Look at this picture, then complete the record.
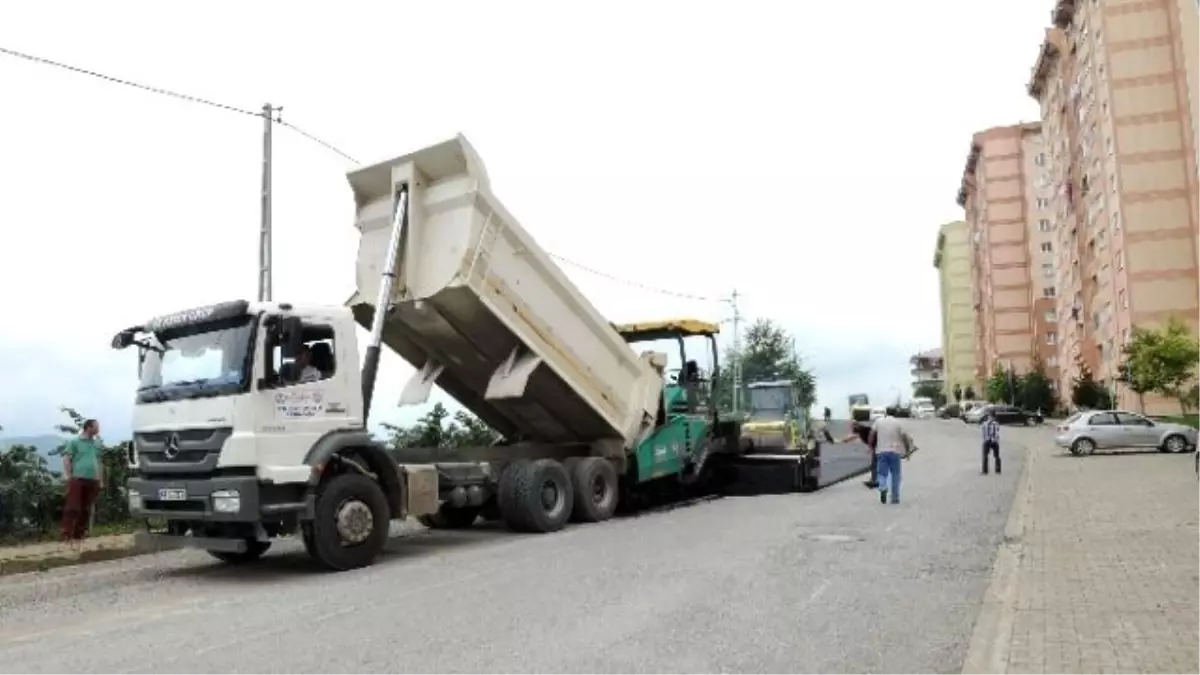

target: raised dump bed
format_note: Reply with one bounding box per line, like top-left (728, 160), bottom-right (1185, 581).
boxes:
top-left (345, 135), bottom-right (664, 454)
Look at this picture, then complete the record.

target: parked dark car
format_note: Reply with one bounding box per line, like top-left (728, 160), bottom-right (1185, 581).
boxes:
top-left (966, 404), bottom-right (1042, 425)
top-left (939, 402), bottom-right (962, 419)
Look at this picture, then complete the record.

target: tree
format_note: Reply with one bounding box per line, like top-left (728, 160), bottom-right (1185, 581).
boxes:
top-left (964, 385), bottom-right (977, 401)
top-left (718, 319), bottom-right (817, 411)
top-left (1071, 359), bottom-right (1113, 410)
top-left (1019, 355), bottom-right (1058, 414)
top-left (913, 382), bottom-right (946, 407)
top-left (1120, 316), bottom-right (1199, 414)
top-left (380, 403), bottom-right (502, 451)
top-left (952, 384), bottom-right (963, 402)
top-left (985, 364), bottom-right (1019, 404)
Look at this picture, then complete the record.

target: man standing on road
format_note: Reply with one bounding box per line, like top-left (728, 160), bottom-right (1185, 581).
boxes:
top-left (868, 408), bottom-right (914, 504)
top-left (61, 419), bottom-right (104, 551)
top-left (981, 409), bottom-right (1001, 475)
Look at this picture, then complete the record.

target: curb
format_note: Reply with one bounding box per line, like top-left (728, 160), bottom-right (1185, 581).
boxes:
top-left (961, 437), bottom-right (1035, 674)
top-left (0, 536), bottom-right (177, 578)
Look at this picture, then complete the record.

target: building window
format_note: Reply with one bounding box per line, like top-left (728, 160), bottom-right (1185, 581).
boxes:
top-left (1122, 328), bottom-right (1130, 344)
top-left (1047, 331), bottom-right (1058, 345)
top-left (1043, 263), bottom-right (1055, 278)
top-left (1040, 241), bottom-right (1053, 253)
top-left (1039, 219), bottom-right (1052, 232)
top-left (1105, 137), bottom-right (1113, 155)
top-left (1044, 309), bottom-right (1056, 322)
top-left (1117, 249), bottom-right (1125, 269)
top-left (1036, 198), bottom-right (1050, 210)
top-left (1035, 153), bottom-right (1047, 166)
top-left (1111, 211), bottom-right (1121, 233)
top-left (1044, 286), bottom-right (1057, 298)
top-left (1048, 355), bottom-right (1059, 367)
top-left (1119, 289), bottom-right (1127, 308)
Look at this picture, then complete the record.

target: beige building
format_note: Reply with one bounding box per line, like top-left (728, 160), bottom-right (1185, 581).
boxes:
top-left (933, 221), bottom-right (978, 396)
top-left (956, 123), bottom-right (1049, 383)
top-left (1028, 0), bottom-right (1199, 414)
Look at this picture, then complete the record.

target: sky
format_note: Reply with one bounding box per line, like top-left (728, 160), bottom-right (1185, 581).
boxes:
top-left (0, 0), bottom-right (1046, 440)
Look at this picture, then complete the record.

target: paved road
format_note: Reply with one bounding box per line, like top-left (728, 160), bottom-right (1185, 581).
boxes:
top-left (0, 420), bottom-right (1025, 673)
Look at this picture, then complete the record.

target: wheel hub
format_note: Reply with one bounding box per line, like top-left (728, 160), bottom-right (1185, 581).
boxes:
top-left (335, 499), bottom-right (374, 545)
top-left (540, 481), bottom-right (560, 511)
top-left (591, 475), bottom-right (608, 504)
top-left (1167, 437), bottom-right (1184, 451)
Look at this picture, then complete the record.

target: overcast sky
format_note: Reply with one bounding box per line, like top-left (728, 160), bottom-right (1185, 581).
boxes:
top-left (0, 1), bottom-right (1045, 439)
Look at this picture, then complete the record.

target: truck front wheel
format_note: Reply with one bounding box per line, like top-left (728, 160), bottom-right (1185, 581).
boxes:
top-left (308, 472), bottom-right (391, 571)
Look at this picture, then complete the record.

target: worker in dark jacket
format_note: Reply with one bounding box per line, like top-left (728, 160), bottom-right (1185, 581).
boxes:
top-left (840, 418), bottom-right (879, 488)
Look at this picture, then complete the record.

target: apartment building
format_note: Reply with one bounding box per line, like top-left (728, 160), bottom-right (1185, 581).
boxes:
top-left (933, 221), bottom-right (977, 396)
top-left (956, 123), bottom-right (1048, 382)
top-left (910, 348), bottom-right (945, 395)
top-left (1028, 0), bottom-right (1199, 413)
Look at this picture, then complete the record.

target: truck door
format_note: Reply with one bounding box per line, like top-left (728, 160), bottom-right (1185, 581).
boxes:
top-left (256, 316), bottom-right (359, 474)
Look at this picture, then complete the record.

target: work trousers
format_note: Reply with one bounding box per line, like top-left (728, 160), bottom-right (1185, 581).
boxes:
top-left (981, 441), bottom-right (1001, 474)
top-left (876, 451), bottom-right (902, 503)
top-left (61, 478), bottom-right (100, 541)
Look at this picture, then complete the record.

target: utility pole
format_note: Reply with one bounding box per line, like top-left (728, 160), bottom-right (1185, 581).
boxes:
top-left (729, 289), bottom-right (743, 413)
top-left (258, 103), bottom-right (282, 302)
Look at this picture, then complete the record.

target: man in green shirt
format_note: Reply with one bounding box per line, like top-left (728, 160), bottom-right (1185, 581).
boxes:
top-left (61, 419), bottom-right (105, 549)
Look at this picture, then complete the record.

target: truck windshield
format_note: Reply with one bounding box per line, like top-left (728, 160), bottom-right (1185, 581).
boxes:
top-left (137, 316), bottom-right (255, 403)
top-left (748, 387), bottom-right (791, 420)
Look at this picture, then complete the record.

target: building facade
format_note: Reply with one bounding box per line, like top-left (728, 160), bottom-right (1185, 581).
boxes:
top-left (956, 123), bottom-right (1045, 383)
top-left (1028, 0), bottom-right (1199, 414)
top-left (910, 348), bottom-right (945, 396)
top-left (934, 221), bottom-right (977, 397)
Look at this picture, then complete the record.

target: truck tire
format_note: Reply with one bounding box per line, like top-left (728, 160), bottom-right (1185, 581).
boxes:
top-left (308, 472), bottom-right (391, 571)
top-left (570, 457), bottom-right (619, 523)
top-left (208, 540), bottom-right (270, 564)
top-left (497, 459), bottom-right (530, 531)
top-left (418, 505), bottom-right (480, 529)
top-left (508, 459), bottom-right (574, 533)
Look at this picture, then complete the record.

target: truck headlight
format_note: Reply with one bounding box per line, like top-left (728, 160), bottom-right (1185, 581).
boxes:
top-left (128, 490), bottom-right (143, 513)
top-left (211, 490), bottom-right (241, 514)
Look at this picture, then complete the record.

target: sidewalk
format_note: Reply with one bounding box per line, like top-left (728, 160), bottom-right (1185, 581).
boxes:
top-left (966, 433), bottom-right (1199, 674)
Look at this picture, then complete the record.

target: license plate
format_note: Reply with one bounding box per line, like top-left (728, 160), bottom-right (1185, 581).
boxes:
top-left (158, 488), bottom-right (187, 501)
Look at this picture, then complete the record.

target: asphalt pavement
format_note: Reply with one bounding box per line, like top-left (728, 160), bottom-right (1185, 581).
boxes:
top-left (0, 419), bottom-right (1029, 673)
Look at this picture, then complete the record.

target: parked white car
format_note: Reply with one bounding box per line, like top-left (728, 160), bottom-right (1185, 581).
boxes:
top-left (870, 406), bottom-right (887, 421)
top-left (1053, 410), bottom-right (1198, 456)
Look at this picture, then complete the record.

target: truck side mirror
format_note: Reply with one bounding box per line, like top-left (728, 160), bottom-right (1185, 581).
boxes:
top-left (111, 330), bottom-right (136, 350)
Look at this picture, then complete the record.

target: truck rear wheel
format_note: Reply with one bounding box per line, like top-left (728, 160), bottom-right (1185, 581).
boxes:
top-left (570, 457), bottom-right (618, 523)
top-left (308, 472), bottom-right (391, 571)
top-left (507, 459), bottom-right (574, 533)
top-left (208, 540), bottom-right (270, 564)
top-left (418, 505), bottom-right (480, 529)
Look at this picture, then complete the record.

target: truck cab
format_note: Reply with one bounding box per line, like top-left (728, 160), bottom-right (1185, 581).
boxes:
top-left (114, 299), bottom-right (440, 570)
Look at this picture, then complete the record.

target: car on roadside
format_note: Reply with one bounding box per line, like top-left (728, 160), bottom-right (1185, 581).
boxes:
top-left (870, 406), bottom-right (887, 421)
top-left (965, 404), bottom-right (1038, 425)
top-left (1053, 409), bottom-right (1198, 456)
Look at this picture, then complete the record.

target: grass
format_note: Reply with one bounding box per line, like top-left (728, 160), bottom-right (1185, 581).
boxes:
top-left (1158, 414), bottom-right (1200, 429)
top-left (0, 520), bottom-right (139, 548)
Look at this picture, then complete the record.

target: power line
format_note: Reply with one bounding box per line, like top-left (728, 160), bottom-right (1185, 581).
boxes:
top-left (548, 253), bottom-right (720, 302)
top-left (2, 44), bottom-right (707, 302)
top-left (0, 45), bottom-right (359, 163)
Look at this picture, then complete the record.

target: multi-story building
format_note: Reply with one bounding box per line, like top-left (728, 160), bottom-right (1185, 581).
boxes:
top-left (910, 348), bottom-right (945, 396)
top-left (956, 123), bottom-right (1047, 383)
top-left (1028, 0), bottom-right (1199, 414)
top-left (933, 221), bottom-right (977, 397)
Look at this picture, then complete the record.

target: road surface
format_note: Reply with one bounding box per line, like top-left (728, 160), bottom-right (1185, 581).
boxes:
top-left (0, 419), bottom-right (1026, 673)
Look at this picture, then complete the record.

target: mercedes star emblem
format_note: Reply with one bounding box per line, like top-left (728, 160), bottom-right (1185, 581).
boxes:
top-left (163, 433), bottom-right (181, 460)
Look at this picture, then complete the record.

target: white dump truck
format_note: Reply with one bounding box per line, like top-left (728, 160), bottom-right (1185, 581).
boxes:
top-left (113, 135), bottom-right (744, 571)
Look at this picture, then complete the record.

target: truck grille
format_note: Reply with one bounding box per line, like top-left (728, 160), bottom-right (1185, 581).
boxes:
top-left (134, 427), bottom-right (233, 476)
